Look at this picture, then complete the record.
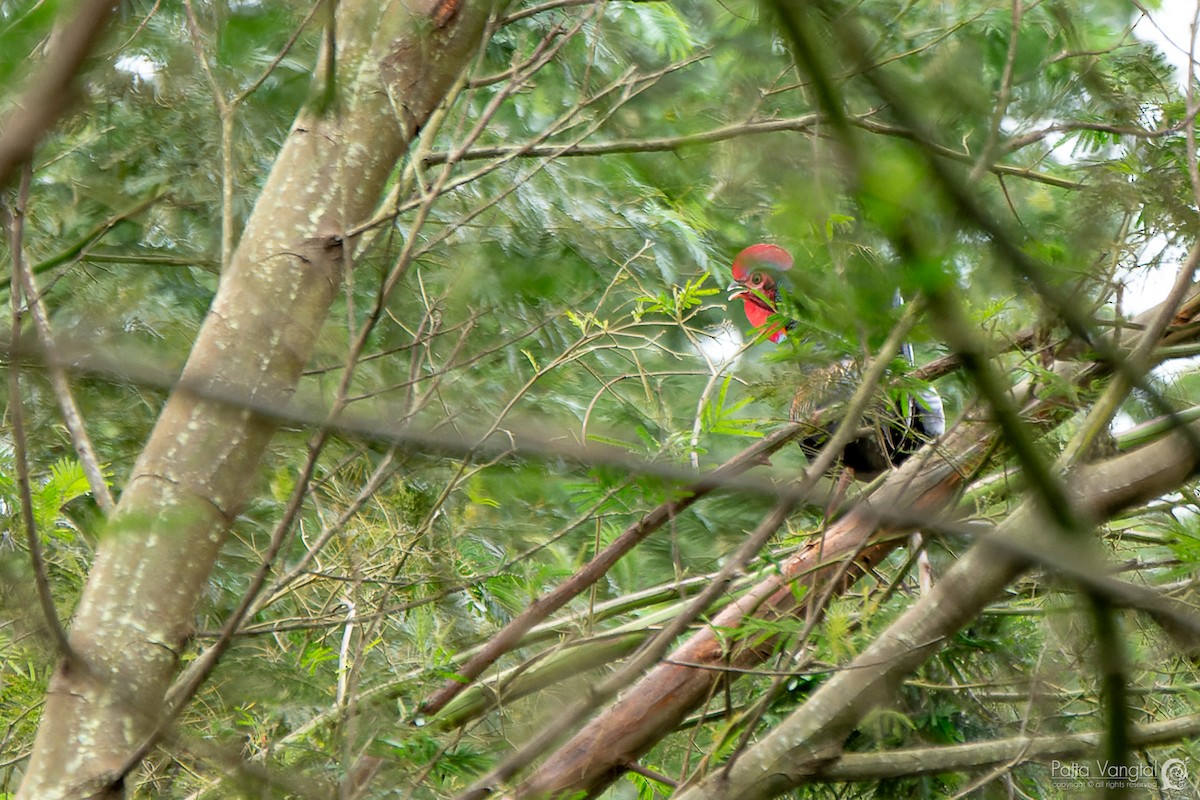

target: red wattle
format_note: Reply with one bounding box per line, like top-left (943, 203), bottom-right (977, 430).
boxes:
top-left (741, 297), bottom-right (786, 342)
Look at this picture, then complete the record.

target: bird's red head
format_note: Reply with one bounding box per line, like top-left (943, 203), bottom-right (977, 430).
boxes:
top-left (729, 244), bottom-right (794, 343)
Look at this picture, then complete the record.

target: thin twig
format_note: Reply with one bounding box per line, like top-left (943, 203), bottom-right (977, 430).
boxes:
top-left (17, 239), bottom-right (116, 513)
top-left (968, 0), bottom-right (1023, 184)
top-left (4, 165), bottom-right (72, 654)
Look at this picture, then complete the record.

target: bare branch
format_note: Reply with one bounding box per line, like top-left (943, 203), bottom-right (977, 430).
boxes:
top-left (812, 712), bottom-right (1200, 782)
top-left (418, 113), bottom-right (1085, 190)
top-left (0, 0), bottom-right (116, 188)
top-left (672, 417), bottom-right (1200, 800)
top-left (3, 166), bottom-right (72, 655)
top-left (418, 420), bottom-right (808, 717)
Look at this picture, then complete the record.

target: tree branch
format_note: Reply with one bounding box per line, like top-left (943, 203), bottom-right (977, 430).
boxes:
top-left (672, 418), bottom-right (1200, 800)
top-left (419, 114), bottom-right (1084, 190)
top-left (0, 0), bottom-right (117, 188)
top-left (813, 712), bottom-right (1200, 782)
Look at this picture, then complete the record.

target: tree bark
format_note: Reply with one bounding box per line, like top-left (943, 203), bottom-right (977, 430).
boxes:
top-left (672, 419), bottom-right (1200, 800)
top-left (17, 3), bottom-right (493, 798)
top-left (809, 712), bottom-right (1200, 782)
top-left (420, 422), bottom-right (810, 718)
top-left (511, 419), bottom-right (989, 800)
top-left (510, 288), bottom-right (1200, 800)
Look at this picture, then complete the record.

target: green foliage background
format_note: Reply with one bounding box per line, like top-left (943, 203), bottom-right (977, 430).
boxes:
top-left (3, 0), bottom-right (1200, 797)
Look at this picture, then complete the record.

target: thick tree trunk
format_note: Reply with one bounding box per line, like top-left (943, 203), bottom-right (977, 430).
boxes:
top-left (17, 3), bottom-right (493, 798)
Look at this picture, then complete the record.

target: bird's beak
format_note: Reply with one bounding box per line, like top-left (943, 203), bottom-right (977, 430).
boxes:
top-left (729, 284), bottom-right (776, 311)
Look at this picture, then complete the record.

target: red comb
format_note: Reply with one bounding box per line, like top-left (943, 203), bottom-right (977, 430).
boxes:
top-left (731, 243), bottom-right (793, 281)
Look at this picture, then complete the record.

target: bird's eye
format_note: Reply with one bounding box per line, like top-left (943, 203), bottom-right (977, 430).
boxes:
top-left (749, 272), bottom-right (765, 287)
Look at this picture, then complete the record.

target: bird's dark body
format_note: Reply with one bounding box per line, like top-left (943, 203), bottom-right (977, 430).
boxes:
top-left (788, 358), bottom-right (933, 479)
top-left (796, 399), bottom-right (937, 478)
top-left (728, 243), bottom-right (945, 480)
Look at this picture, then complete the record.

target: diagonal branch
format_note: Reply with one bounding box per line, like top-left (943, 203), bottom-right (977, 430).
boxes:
top-left (673, 416), bottom-right (1200, 799)
top-left (0, 0), bottom-right (117, 188)
top-left (417, 421), bottom-right (808, 717)
top-left (503, 272), bottom-right (1200, 799)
